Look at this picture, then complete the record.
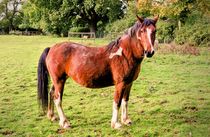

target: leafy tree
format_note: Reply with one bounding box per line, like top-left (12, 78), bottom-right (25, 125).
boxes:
top-left (0, 0), bottom-right (23, 33)
top-left (21, 0), bottom-right (125, 36)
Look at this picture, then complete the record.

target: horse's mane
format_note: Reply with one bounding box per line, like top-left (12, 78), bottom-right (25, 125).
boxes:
top-left (105, 19), bottom-right (156, 52)
top-left (125, 19), bottom-right (156, 37)
top-left (105, 37), bottom-right (121, 52)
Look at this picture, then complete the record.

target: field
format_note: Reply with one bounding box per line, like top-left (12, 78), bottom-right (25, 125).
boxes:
top-left (0, 35), bottom-right (210, 137)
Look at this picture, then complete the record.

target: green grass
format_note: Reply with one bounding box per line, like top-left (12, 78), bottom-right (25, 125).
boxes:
top-left (0, 35), bottom-right (210, 137)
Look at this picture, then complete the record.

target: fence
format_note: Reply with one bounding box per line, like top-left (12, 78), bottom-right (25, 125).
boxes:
top-left (10, 31), bottom-right (41, 35)
top-left (68, 32), bottom-right (96, 39)
top-left (0, 31), bottom-right (41, 35)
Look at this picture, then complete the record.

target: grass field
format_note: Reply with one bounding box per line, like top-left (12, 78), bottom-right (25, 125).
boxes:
top-left (0, 35), bottom-right (210, 137)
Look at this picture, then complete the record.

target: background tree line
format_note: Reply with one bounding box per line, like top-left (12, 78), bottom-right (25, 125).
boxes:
top-left (0, 0), bottom-right (209, 46)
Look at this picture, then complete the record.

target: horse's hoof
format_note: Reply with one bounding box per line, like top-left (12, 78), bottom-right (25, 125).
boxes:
top-left (63, 122), bottom-right (71, 129)
top-left (111, 122), bottom-right (122, 129)
top-left (47, 113), bottom-right (58, 122)
top-left (122, 119), bottom-right (132, 126)
top-left (51, 115), bottom-right (58, 122)
top-left (60, 120), bottom-right (71, 129)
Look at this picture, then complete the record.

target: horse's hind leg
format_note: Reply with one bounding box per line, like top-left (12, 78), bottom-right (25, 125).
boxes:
top-left (47, 86), bottom-right (57, 121)
top-left (52, 78), bottom-right (70, 128)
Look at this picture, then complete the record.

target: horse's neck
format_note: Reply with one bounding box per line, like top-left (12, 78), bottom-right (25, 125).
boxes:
top-left (124, 36), bottom-right (144, 63)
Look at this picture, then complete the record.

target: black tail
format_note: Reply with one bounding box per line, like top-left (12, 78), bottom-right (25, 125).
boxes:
top-left (37, 47), bottom-right (50, 113)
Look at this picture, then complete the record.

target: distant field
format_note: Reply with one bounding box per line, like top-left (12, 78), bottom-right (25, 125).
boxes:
top-left (0, 35), bottom-right (210, 136)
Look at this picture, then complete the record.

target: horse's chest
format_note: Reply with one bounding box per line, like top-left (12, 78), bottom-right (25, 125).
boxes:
top-left (111, 58), bottom-right (140, 83)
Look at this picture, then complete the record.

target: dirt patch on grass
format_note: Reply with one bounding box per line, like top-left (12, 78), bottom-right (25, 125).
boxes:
top-left (0, 130), bottom-right (14, 136)
top-left (183, 106), bottom-right (198, 112)
top-left (157, 43), bottom-right (200, 55)
top-left (56, 128), bottom-right (66, 134)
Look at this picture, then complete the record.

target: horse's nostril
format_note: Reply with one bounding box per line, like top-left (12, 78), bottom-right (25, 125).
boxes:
top-left (146, 50), bottom-right (155, 58)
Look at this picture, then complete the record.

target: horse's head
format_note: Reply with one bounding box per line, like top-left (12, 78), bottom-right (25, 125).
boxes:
top-left (136, 16), bottom-right (158, 58)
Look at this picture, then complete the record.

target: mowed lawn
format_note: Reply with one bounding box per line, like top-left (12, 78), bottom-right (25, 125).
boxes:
top-left (0, 35), bottom-right (210, 137)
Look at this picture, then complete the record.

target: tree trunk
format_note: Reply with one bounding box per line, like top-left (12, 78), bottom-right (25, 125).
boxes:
top-left (89, 21), bottom-right (97, 36)
top-left (62, 31), bottom-right (68, 37)
top-left (178, 20), bottom-right (181, 30)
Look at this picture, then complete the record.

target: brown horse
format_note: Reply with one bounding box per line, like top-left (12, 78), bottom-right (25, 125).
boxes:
top-left (37, 16), bottom-right (158, 129)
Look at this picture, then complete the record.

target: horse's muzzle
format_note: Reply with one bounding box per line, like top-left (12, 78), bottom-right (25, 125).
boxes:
top-left (145, 50), bottom-right (155, 58)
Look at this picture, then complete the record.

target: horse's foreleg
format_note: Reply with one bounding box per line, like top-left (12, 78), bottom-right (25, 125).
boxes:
top-left (121, 83), bottom-right (132, 126)
top-left (47, 86), bottom-right (57, 121)
top-left (53, 80), bottom-right (70, 129)
top-left (111, 82), bottom-right (126, 129)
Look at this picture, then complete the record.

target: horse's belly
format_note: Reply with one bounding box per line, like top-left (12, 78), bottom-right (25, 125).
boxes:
top-left (68, 62), bottom-right (114, 88)
top-left (71, 72), bottom-right (114, 88)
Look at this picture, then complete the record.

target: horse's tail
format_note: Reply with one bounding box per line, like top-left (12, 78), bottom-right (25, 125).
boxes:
top-left (37, 47), bottom-right (50, 113)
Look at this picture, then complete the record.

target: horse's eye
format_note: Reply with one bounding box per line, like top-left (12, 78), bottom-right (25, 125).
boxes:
top-left (152, 30), bottom-right (156, 34)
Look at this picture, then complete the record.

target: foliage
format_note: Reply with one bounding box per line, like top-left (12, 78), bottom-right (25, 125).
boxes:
top-left (175, 13), bottom-right (210, 46)
top-left (104, 1), bottom-right (136, 35)
top-left (0, 0), bottom-right (23, 33)
top-left (135, 0), bottom-right (210, 46)
top-left (20, 0), bottom-right (73, 36)
top-left (21, 0), bottom-right (125, 36)
top-left (156, 19), bottom-right (176, 43)
top-left (0, 35), bottom-right (210, 136)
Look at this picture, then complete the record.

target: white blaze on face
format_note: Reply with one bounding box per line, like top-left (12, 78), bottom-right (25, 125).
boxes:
top-left (109, 47), bottom-right (123, 59)
top-left (136, 28), bottom-right (141, 40)
top-left (146, 28), bottom-right (154, 51)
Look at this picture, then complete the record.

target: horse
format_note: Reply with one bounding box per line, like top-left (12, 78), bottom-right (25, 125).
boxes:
top-left (37, 16), bottom-right (158, 129)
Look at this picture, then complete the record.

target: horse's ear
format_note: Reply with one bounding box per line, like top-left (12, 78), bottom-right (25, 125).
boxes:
top-left (154, 15), bottom-right (159, 24)
top-left (136, 15), bottom-right (144, 23)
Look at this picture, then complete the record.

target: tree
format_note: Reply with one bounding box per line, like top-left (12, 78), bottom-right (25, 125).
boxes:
top-left (0, 0), bottom-right (23, 33)
top-left (73, 0), bottom-right (124, 33)
top-left (136, 0), bottom-right (210, 45)
top-left (21, 0), bottom-right (125, 36)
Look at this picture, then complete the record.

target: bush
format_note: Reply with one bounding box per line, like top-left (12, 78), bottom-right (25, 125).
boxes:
top-left (104, 1), bottom-right (136, 36)
top-left (104, 16), bottom-right (136, 34)
top-left (156, 19), bottom-right (176, 43)
top-left (175, 15), bottom-right (210, 46)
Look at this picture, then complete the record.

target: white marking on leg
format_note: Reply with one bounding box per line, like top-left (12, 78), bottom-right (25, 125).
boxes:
top-left (54, 93), bottom-right (70, 128)
top-left (121, 99), bottom-right (128, 122)
top-left (111, 101), bottom-right (121, 129)
top-left (111, 101), bottom-right (118, 124)
top-left (121, 99), bottom-right (132, 125)
top-left (109, 47), bottom-right (123, 59)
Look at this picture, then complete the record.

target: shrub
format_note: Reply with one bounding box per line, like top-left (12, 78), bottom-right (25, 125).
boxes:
top-left (104, 1), bottom-right (136, 36)
top-left (175, 15), bottom-right (210, 47)
top-left (156, 20), bottom-right (176, 43)
top-left (104, 16), bottom-right (136, 34)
